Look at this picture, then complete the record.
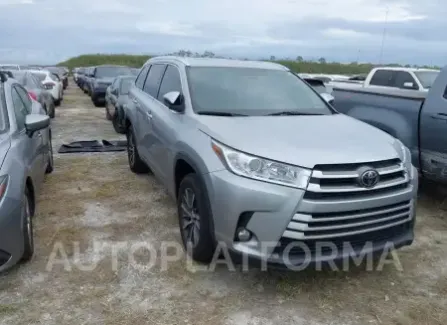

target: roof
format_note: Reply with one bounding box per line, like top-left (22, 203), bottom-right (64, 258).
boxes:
top-left (374, 66), bottom-right (440, 72)
top-left (147, 56), bottom-right (288, 71)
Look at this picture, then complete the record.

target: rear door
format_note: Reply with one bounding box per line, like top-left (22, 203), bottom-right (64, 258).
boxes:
top-left (130, 64), bottom-right (150, 157)
top-left (11, 85), bottom-right (45, 189)
top-left (139, 64), bottom-right (167, 173)
top-left (419, 79), bottom-right (447, 181)
top-left (151, 65), bottom-right (184, 182)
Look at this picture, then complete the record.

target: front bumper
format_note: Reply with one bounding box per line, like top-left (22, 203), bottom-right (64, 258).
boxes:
top-left (92, 87), bottom-right (108, 102)
top-left (0, 196), bottom-right (24, 272)
top-left (204, 165), bottom-right (418, 268)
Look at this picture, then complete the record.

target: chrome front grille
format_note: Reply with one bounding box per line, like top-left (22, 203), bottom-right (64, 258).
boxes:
top-left (282, 158), bottom-right (414, 241)
top-left (283, 200), bottom-right (412, 240)
top-left (304, 158), bottom-right (409, 201)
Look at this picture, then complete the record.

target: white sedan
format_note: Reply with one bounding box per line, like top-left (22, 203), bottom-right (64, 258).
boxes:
top-left (28, 70), bottom-right (63, 106)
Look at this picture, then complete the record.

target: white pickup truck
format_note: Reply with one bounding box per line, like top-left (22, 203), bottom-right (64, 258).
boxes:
top-left (330, 67), bottom-right (440, 92)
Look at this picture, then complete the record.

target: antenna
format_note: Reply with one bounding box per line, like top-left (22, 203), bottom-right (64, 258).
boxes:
top-left (379, 7), bottom-right (389, 65)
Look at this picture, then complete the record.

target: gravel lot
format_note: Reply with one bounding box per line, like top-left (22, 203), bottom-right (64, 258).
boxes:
top-left (0, 83), bottom-right (446, 325)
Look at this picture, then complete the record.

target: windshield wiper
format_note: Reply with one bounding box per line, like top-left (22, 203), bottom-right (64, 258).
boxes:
top-left (197, 111), bottom-right (248, 116)
top-left (266, 111), bottom-right (324, 116)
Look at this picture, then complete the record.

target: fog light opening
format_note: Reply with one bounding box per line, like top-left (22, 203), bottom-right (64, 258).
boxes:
top-left (236, 228), bottom-right (252, 242)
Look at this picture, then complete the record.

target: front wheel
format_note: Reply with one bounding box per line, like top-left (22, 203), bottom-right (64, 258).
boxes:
top-left (127, 128), bottom-right (149, 174)
top-left (177, 174), bottom-right (215, 263)
top-left (45, 135), bottom-right (54, 174)
top-left (49, 102), bottom-right (55, 118)
top-left (105, 101), bottom-right (113, 120)
top-left (112, 109), bottom-right (126, 134)
top-left (20, 189), bottom-right (34, 262)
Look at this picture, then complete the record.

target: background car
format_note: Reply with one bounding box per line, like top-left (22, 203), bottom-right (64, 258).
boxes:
top-left (9, 70), bottom-right (55, 118)
top-left (104, 75), bottom-right (135, 133)
top-left (83, 67), bottom-right (94, 95)
top-left (29, 70), bottom-right (63, 106)
top-left (0, 71), bottom-right (53, 272)
top-left (0, 64), bottom-right (20, 71)
top-left (88, 65), bottom-right (134, 106)
top-left (44, 66), bottom-right (68, 90)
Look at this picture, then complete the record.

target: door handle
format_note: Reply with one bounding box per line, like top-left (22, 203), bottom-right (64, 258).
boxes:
top-left (430, 113), bottom-right (447, 121)
top-left (132, 98), bottom-right (138, 104)
top-left (146, 112), bottom-right (153, 119)
top-left (36, 131), bottom-right (42, 137)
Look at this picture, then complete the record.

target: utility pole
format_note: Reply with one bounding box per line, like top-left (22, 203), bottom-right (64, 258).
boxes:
top-left (379, 7), bottom-right (389, 65)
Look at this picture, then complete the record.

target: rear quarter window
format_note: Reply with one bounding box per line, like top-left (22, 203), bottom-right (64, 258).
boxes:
top-left (369, 70), bottom-right (394, 86)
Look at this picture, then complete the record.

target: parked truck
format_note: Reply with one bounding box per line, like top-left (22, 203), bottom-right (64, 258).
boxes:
top-left (330, 67), bottom-right (440, 92)
top-left (333, 65), bottom-right (447, 183)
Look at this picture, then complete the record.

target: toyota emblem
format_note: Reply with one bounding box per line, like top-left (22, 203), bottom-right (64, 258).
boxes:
top-left (359, 169), bottom-right (380, 188)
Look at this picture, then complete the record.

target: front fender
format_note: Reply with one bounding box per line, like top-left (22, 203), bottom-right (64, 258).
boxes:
top-left (346, 106), bottom-right (413, 147)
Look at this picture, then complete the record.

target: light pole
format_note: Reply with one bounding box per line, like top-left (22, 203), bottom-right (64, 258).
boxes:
top-left (379, 7), bottom-right (389, 65)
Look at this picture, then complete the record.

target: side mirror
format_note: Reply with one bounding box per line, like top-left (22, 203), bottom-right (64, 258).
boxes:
top-left (25, 114), bottom-right (50, 137)
top-left (163, 91), bottom-right (184, 112)
top-left (321, 93), bottom-right (334, 105)
top-left (403, 82), bottom-right (415, 89)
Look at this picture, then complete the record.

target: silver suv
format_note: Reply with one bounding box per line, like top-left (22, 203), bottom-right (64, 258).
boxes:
top-left (124, 56), bottom-right (418, 267)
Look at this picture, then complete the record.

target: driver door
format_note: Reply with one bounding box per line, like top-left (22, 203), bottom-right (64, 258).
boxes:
top-left (11, 85), bottom-right (45, 190)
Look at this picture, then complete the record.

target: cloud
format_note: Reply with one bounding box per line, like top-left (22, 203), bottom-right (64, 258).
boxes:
top-left (0, 0), bottom-right (444, 65)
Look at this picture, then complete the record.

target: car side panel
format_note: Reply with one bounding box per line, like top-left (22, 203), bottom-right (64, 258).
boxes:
top-left (333, 88), bottom-right (423, 168)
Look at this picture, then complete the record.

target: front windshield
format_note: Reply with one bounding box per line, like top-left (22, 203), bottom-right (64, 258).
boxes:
top-left (95, 66), bottom-right (132, 78)
top-left (120, 78), bottom-right (134, 94)
top-left (186, 67), bottom-right (332, 115)
top-left (414, 71), bottom-right (439, 89)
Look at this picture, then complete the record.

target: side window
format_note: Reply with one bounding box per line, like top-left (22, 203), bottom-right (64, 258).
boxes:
top-left (369, 70), bottom-right (394, 86)
top-left (15, 85), bottom-right (32, 114)
top-left (11, 87), bottom-right (28, 130)
top-left (157, 65), bottom-right (182, 102)
top-left (135, 65), bottom-right (150, 89)
top-left (393, 71), bottom-right (418, 89)
top-left (143, 64), bottom-right (166, 97)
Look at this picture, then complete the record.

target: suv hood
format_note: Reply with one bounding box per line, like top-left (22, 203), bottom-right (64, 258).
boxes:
top-left (197, 114), bottom-right (400, 169)
top-left (0, 133), bottom-right (11, 169)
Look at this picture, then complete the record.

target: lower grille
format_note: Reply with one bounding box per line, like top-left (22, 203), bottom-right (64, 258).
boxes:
top-left (283, 200), bottom-right (412, 240)
top-left (275, 223), bottom-right (412, 257)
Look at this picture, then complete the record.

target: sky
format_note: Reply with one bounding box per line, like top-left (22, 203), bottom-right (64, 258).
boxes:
top-left (0, 0), bottom-right (445, 65)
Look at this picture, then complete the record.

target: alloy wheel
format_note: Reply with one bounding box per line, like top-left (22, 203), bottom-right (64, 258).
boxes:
top-left (128, 132), bottom-right (135, 167)
top-left (180, 188), bottom-right (201, 247)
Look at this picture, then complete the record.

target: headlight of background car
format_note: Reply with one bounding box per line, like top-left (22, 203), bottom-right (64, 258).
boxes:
top-left (394, 139), bottom-right (413, 178)
top-left (211, 140), bottom-right (311, 189)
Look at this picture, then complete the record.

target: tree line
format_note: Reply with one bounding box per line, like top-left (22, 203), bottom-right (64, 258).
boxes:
top-left (57, 50), bottom-right (441, 75)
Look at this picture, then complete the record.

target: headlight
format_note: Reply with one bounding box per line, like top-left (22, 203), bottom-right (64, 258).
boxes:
top-left (211, 140), bottom-right (311, 189)
top-left (394, 139), bottom-right (413, 178)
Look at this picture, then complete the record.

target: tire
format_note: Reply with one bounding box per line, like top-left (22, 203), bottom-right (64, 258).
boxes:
top-left (177, 174), bottom-right (215, 263)
top-left (112, 109), bottom-right (126, 134)
top-left (45, 135), bottom-right (54, 174)
top-left (49, 102), bottom-right (55, 119)
top-left (20, 189), bottom-right (34, 262)
top-left (127, 128), bottom-right (149, 174)
top-left (54, 99), bottom-right (61, 107)
top-left (105, 102), bottom-right (112, 120)
top-left (93, 99), bottom-right (103, 107)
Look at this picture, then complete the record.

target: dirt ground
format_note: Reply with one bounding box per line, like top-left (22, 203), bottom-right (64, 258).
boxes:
top-left (0, 82), bottom-right (446, 325)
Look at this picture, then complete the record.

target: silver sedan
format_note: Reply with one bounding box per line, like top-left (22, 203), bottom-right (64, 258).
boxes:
top-left (0, 72), bottom-right (53, 272)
